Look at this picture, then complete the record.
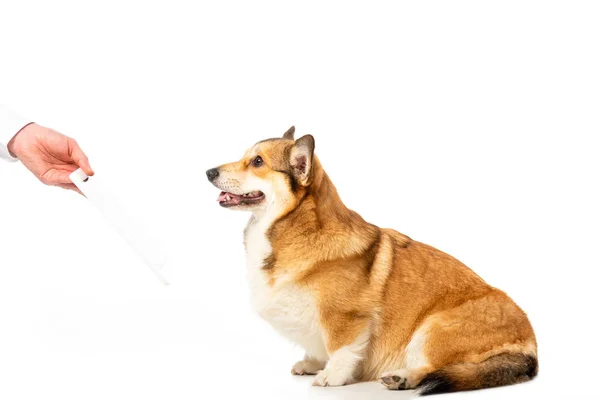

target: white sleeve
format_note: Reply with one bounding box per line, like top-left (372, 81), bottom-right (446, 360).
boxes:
top-left (0, 105), bottom-right (33, 162)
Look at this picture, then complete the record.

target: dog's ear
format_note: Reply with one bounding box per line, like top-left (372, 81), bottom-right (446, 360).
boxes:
top-left (282, 126), bottom-right (295, 140)
top-left (289, 134), bottom-right (315, 186)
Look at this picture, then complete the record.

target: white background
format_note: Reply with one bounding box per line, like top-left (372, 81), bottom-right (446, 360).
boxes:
top-left (1, 1), bottom-right (599, 399)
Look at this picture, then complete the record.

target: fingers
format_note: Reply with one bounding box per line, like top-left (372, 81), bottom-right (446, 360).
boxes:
top-left (44, 171), bottom-right (84, 195)
top-left (39, 169), bottom-right (67, 185)
top-left (68, 137), bottom-right (94, 176)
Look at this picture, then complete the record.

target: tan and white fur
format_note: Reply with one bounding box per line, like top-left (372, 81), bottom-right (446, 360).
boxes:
top-left (206, 126), bottom-right (538, 395)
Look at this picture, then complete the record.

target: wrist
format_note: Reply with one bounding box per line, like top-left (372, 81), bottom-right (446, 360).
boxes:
top-left (7, 122), bottom-right (35, 158)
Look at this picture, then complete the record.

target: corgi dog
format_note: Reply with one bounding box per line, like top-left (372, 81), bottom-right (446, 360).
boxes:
top-left (206, 126), bottom-right (537, 395)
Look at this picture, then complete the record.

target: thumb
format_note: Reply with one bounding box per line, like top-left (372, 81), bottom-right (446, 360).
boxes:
top-left (68, 137), bottom-right (95, 176)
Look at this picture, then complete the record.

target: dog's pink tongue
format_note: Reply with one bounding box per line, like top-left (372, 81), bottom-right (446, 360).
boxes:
top-left (217, 191), bottom-right (242, 204)
top-left (217, 191), bottom-right (228, 202)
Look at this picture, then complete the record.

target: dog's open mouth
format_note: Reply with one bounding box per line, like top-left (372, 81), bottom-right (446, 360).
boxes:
top-left (217, 191), bottom-right (265, 207)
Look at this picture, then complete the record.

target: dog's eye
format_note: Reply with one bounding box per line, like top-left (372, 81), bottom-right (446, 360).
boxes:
top-left (252, 156), bottom-right (264, 167)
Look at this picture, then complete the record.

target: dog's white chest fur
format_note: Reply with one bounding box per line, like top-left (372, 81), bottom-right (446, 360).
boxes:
top-left (245, 213), bottom-right (327, 360)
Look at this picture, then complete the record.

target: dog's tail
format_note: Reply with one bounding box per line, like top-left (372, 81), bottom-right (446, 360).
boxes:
top-left (416, 352), bottom-right (538, 396)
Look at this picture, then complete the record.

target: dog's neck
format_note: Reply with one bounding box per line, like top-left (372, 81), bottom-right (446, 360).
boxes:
top-left (305, 156), bottom-right (355, 223)
top-left (267, 156), bottom-right (377, 249)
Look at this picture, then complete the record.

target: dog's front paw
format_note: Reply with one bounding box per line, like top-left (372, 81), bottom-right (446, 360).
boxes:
top-left (312, 368), bottom-right (351, 387)
top-left (292, 359), bottom-right (325, 376)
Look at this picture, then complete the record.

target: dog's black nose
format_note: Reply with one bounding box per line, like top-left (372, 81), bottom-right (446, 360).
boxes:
top-left (206, 168), bottom-right (219, 182)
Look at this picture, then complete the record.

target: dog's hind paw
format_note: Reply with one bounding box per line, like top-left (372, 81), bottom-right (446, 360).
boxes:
top-left (380, 370), bottom-right (410, 390)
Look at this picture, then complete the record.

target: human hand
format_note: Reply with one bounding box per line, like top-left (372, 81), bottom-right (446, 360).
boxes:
top-left (7, 123), bottom-right (94, 193)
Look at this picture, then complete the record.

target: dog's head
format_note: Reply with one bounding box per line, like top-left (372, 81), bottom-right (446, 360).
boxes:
top-left (206, 126), bottom-right (315, 212)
